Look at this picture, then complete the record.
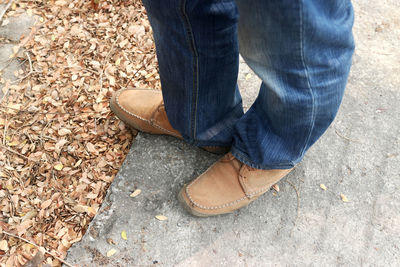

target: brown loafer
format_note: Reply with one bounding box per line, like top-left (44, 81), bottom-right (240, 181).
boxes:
top-left (178, 153), bottom-right (293, 217)
top-left (110, 88), bottom-right (182, 138)
top-left (110, 88), bottom-right (230, 154)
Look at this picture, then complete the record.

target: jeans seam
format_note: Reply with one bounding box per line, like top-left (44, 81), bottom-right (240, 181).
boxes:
top-left (231, 147), bottom-right (294, 170)
top-left (298, 0), bottom-right (316, 157)
top-left (179, 0), bottom-right (199, 144)
top-left (194, 140), bottom-right (232, 147)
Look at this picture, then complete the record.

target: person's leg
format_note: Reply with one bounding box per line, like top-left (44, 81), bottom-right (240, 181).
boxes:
top-left (141, 0), bottom-right (243, 147)
top-left (179, 0), bottom-right (355, 216)
top-left (231, 0), bottom-right (355, 169)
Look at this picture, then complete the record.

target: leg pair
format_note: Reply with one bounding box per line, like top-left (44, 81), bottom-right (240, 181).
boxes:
top-left (111, 0), bottom-right (354, 216)
top-left (142, 0), bottom-right (354, 169)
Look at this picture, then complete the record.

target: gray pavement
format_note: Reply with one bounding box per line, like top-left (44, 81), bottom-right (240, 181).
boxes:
top-left (66, 1), bottom-right (400, 266)
top-left (0, 4), bottom-right (36, 100)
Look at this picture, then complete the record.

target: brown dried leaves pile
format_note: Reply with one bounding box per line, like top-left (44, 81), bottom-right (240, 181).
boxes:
top-left (0, 0), bottom-right (159, 266)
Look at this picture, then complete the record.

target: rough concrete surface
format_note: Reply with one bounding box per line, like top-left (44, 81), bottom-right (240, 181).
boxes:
top-left (0, 5), bottom-right (36, 99)
top-left (66, 1), bottom-right (400, 266)
top-left (0, 9), bottom-right (36, 42)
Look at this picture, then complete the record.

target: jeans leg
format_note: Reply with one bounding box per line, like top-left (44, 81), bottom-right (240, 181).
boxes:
top-left (232, 0), bottom-right (355, 169)
top-left (142, 0), bottom-right (244, 147)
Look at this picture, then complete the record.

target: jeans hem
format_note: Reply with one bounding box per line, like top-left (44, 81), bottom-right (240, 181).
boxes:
top-left (231, 146), bottom-right (295, 170)
top-left (187, 139), bottom-right (232, 148)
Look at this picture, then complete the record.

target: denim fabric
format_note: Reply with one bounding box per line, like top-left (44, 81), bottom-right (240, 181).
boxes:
top-left (142, 0), bottom-right (355, 169)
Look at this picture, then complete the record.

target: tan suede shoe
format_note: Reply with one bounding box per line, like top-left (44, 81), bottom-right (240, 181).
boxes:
top-left (110, 88), bottom-right (182, 138)
top-left (110, 88), bottom-right (229, 154)
top-left (178, 153), bottom-right (293, 217)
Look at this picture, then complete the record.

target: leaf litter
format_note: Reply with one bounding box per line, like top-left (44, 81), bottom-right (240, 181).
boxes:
top-left (0, 0), bottom-right (160, 266)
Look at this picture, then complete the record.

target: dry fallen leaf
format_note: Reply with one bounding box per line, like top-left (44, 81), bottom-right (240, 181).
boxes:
top-left (272, 184), bottom-right (279, 192)
top-left (55, 139), bottom-right (68, 153)
top-left (73, 204), bottom-right (90, 213)
top-left (107, 238), bottom-right (115, 245)
top-left (54, 163), bottom-right (63, 171)
top-left (155, 215), bottom-right (168, 221)
top-left (41, 199), bottom-right (52, 209)
top-left (58, 128), bottom-right (72, 136)
top-left (130, 189), bottom-right (141, 198)
top-left (6, 103), bottom-right (21, 114)
top-left (119, 39), bottom-right (129, 48)
top-left (109, 76), bottom-right (116, 86)
top-left (86, 142), bottom-right (98, 154)
top-left (121, 231), bottom-right (127, 240)
top-left (106, 248), bottom-right (117, 257)
top-left (22, 210), bottom-right (38, 222)
top-left (340, 194), bottom-right (349, 202)
top-left (320, 184), bottom-right (327, 191)
top-left (7, 140), bottom-right (19, 146)
top-left (0, 240), bottom-right (9, 251)
top-left (74, 159), bottom-right (82, 168)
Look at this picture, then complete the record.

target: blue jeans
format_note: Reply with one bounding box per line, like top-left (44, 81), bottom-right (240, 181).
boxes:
top-left (142, 0), bottom-right (354, 169)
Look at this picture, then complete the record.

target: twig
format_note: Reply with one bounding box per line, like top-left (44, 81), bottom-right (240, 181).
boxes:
top-left (42, 135), bottom-right (57, 141)
top-left (0, 144), bottom-right (37, 162)
top-left (67, 83), bottom-right (83, 107)
top-left (0, 0), bottom-right (14, 24)
top-left (2, 115), bottom-right (8, 145)
top-left (84, 68), bottom-right (99, 75)
top-left (10, 53), bottom-right (38, 84)
top-left (124, 56), bottom-right (147, 88)
top-left (334, 129), bottom-right (361, 143)
top-left (10, 70), bottom-right (41, 84)
top-left (39, 119), bottom-right (53, 145)
top-left (99, 36), bottom-right (119, 89)
top-left (25, 51), bottom-right (33, 73)
top-left (1, 230), bottom-right (75, 267)
top-left (286, 180), bottom-right (300, 237)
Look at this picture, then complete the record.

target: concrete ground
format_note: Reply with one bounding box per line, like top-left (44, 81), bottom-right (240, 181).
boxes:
top-left (67, 1), bottom-right (400, 266)
top-left (0, 4), bottom-right (36, 100)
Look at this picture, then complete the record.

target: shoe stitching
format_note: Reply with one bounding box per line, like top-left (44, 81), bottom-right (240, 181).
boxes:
top-left (186, 184), bottom-right (248, 210)
top-left (151, 121), bottom-right (181, 138)
top-left (115, 89), bottom-right (181, 138)
top-left (246, 185), bottom-right (272, 198)
top-left (238, 166), bottom-right (269, 198)
top-left (115, 89), bottom-right (152, 123)
top-left (185, 162), bottom-right (248, 210)
top-left (243, 169), bottom-right (293, 198)
top-left (185, 165), bottom-right (292, 210)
